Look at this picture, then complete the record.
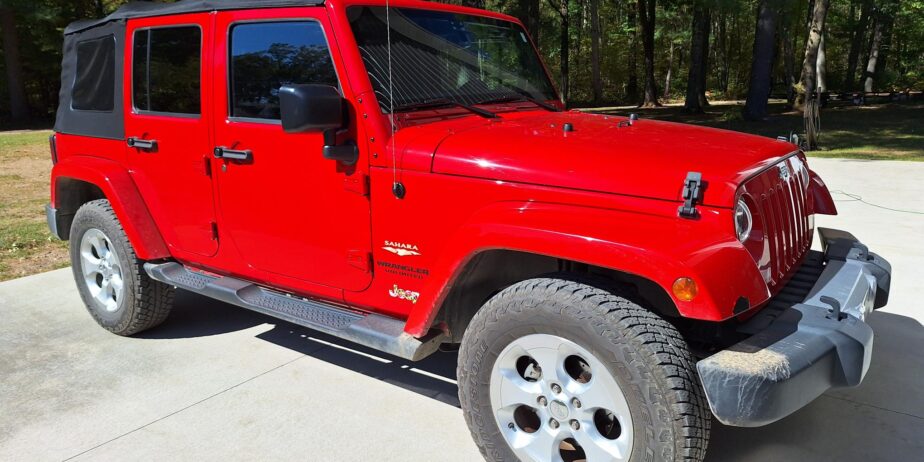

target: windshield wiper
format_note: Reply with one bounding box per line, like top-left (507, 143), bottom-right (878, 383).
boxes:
top-left (475, 93), bottom-right (561, 112)
top-left (392, 98), bottom-right (497, 119)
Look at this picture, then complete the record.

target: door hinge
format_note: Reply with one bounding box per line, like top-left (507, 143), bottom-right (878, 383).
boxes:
top-left (344, 173), bottom-right (369, 196)
top-left (678, 172), bottom-right (705, 219)
top-left (347, 250), bottom-right (371, 272)
top-left (204, 156), bottom-right (212, 177)
top-left (210, 222), bottom-right (219, 241)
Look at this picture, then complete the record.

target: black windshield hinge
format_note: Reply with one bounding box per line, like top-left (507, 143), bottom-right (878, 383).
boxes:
top-left (678, 172), bottom-right (705, 219)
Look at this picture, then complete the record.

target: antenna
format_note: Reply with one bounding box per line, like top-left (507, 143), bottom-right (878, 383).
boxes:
top-left (386, 0), bottom-right (404, 199)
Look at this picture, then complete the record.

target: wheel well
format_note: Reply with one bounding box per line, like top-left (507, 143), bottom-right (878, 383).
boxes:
top-left (433, 250), bottom-right (681, 343)
top-left (54, 177), bottom-right (105, 240)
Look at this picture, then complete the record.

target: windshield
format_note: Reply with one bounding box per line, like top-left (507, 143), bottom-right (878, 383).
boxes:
top-left (347, 6), bottom-right (558, 113)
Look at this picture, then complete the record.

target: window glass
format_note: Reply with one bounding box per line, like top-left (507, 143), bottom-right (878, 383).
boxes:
top-left (72, 36), bottom-right (116, 111)
top-left (348, 7), bottom-right (557, 112)
top-left (133, 26), bottom-right (201, 114)
top-left (230, 21), bottom-right (338, 120)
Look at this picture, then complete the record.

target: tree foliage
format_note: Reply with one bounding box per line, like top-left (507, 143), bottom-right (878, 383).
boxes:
top-left (1, 0), bottom-right (923, 125)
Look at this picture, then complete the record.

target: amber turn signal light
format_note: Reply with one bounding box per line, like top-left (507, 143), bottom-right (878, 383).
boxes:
top-left (672, 277), bottom-right (698, 302)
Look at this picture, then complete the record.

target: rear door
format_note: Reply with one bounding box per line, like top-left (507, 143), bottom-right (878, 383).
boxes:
top-left (210, 8), bottom-right (373, 291)
top-left (124, 14), bottom-right (218, 257)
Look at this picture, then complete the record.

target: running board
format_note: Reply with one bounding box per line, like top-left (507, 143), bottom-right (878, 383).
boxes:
top-left (143, 262), bottom-right (445, 361)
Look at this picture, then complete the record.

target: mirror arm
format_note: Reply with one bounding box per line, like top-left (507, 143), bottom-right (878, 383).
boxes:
top-left (322, 128), bottom-right (358, 165)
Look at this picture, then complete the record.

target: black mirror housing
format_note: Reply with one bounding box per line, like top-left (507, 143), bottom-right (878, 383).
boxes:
top-left (279, 84), bottom-right (343, 133)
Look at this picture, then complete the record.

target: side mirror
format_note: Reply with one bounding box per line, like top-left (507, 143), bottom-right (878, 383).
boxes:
top-left (279, 84), bottom-right (358, 165)
top-left (279, 84), bottom-right (343, 133)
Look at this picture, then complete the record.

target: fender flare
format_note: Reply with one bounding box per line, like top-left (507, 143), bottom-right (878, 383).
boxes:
top-left (51, 156), bottom-right (170, 260)
top-left (809, 169), bottom-right (837, 215)
top-left (404, 201), bottom-right (769, 336)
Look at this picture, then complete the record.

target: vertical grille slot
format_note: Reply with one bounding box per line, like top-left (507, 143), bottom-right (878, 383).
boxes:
top-left (747, 156), bottom-right (813, 289)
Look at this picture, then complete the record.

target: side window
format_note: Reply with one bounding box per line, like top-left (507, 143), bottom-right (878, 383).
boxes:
top-left (72, 35), bottom-right (116, 111)
top-left (133, 26), bottom-right (201, 115)
top-left (230, 21), bottom-right (338, 120)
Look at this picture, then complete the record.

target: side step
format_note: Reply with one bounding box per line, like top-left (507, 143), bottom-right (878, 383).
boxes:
top-left (144, 262), bottom-right (445, 361)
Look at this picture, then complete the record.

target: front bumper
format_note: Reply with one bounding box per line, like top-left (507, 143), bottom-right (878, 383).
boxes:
top-left (697, 227), bottom-right (891, 427)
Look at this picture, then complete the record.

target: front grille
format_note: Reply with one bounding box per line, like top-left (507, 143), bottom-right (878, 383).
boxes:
top-left (751, 156), bottom-right (813, 288)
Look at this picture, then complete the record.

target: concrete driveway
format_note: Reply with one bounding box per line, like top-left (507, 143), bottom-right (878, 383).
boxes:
top-left (2, 158), bottom-right (923, 462)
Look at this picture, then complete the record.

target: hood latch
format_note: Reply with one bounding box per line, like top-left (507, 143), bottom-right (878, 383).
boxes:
top-left (678, 172), bottom-right (705, 218)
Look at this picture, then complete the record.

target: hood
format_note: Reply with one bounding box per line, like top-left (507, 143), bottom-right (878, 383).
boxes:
top-left (427, 111), bottom-right (797, 207)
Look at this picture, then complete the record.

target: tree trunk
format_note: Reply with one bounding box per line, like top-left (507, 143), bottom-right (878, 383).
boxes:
top-left (876, 9), bottom-right (896, 78)
top-left (783, 22), bottom-right (796, 104)
top-left (743, 0), bottom-right (779, 121)
top-left (590, 0), bottom-right (602, 104)
top-left (626, 4), bottom-right (638, 101)
top-left (863, 16), bottom-right (884, 92)
top-left (663, 41), bottom-right (674, 99)
top-left (698, 8), bottom-right (711, 108)
top-left (684, 3), bottom-right (710, 113)
top-left (816, 33), bottom-right (826, 94)
top-left (846, 0), bottom-right (872, 90)
top-left (559, 0), bottom-right (570, 105)
top-left (717, 13), bottom-right (729, 93)
top-left (0, 7), bottom-right (28, 121)
top-left (796, 0), bottom-right (830, 110)
top-left (637, 0), bottom-right (659, 107)
top-left (515, 0), bottom-right (541, 42)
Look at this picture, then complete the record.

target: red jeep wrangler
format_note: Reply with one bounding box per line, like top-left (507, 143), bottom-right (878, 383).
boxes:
top-left (48, 0), bottom-right (892, 460)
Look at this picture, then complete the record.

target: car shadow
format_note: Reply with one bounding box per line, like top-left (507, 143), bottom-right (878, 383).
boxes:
top-left (145, 293), bottom-right (924, 460)
top-left (135, 290), bottom-right (270, 339)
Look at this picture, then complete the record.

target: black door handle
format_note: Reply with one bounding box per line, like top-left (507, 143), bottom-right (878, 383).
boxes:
top-left (214, 147), bottom-right (252, 162)
top-left (127, 137), bottom-right (157, 151)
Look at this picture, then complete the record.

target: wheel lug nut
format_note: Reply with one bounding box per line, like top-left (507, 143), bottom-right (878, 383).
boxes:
top-left (570, 420), bottom-right (580, 430)
top-left (551, 383), bottom-right (562, 394)
top-left (537, 396), bottom-right (548, 406)
top-left (572, 398), bottom-right (582, 408)
top-left (549, 418), bottom-right (559, 429)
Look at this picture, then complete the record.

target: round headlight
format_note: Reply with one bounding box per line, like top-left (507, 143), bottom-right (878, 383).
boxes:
top-left (735, 199), bottom-right (753, 242)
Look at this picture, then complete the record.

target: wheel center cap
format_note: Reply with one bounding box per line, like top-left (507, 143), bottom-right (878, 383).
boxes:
top-left (549, 400), bottom-right (569, 420)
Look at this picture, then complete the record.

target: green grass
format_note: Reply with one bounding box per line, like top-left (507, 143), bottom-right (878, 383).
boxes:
top-left (0, 130), bottom-right (52, 152)
top-left (0, 129), bottom-right (67, 281)
top-left (590, 100), bottom-right (924, 161)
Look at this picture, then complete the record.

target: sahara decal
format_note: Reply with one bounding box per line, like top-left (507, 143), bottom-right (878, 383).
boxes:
top-left (382, 240), bottom-right (421, 257)
top-left (389, 284), bottom-right (420, 304)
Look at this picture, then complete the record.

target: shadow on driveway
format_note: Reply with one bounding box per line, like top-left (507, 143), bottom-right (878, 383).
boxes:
top-left (146, 292), bottom-right (924, 461)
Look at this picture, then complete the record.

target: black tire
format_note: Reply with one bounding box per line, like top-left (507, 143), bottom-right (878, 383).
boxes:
top-left (69, 199), bottom-right (174, 335)
top-left (458, 277), bottom-right (710, 462)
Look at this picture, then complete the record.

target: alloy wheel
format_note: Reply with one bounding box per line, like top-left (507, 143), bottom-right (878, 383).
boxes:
top-left (490, 334), bottom-right (633, 462)
top-left (79, 228), bottom-right (124, 313)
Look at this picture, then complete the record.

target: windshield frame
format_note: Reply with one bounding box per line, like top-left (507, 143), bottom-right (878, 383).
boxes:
top-left (345, 5), bottom-right (560, 116)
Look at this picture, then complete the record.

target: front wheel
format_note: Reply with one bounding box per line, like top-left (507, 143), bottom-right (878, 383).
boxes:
top-left (458, 277), bottom-right (710, 462)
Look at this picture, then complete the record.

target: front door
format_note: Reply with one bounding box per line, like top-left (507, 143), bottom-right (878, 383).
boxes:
top-left (124, 14), bottom-right (218, 257)
top-left (211, 9), bottom-right (372, 292)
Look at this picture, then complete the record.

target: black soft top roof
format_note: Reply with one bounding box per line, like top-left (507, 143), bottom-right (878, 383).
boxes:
top-left (65, 0), bottom-right (324, 35)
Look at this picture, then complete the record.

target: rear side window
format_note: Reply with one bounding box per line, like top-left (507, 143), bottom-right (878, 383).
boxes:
top-left (133, 26), bottom-right (201, 115)
top-left (229, 21), bottom-right (338, 120)
top-left (72, 36), bottom-right (116, 111)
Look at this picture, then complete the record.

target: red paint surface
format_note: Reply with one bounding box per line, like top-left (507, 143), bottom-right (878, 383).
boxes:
top-left (51, 0), bottom-right (835, 338)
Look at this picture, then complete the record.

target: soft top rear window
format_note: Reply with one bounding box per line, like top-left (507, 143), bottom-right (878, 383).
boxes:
top-left (72, 35), bottom-right (116, 112)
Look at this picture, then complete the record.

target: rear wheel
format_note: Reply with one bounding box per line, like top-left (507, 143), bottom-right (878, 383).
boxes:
top-left (70, 199), bottom-right (174, 335)
top-left (458, 277), bottom-right (710, 462)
